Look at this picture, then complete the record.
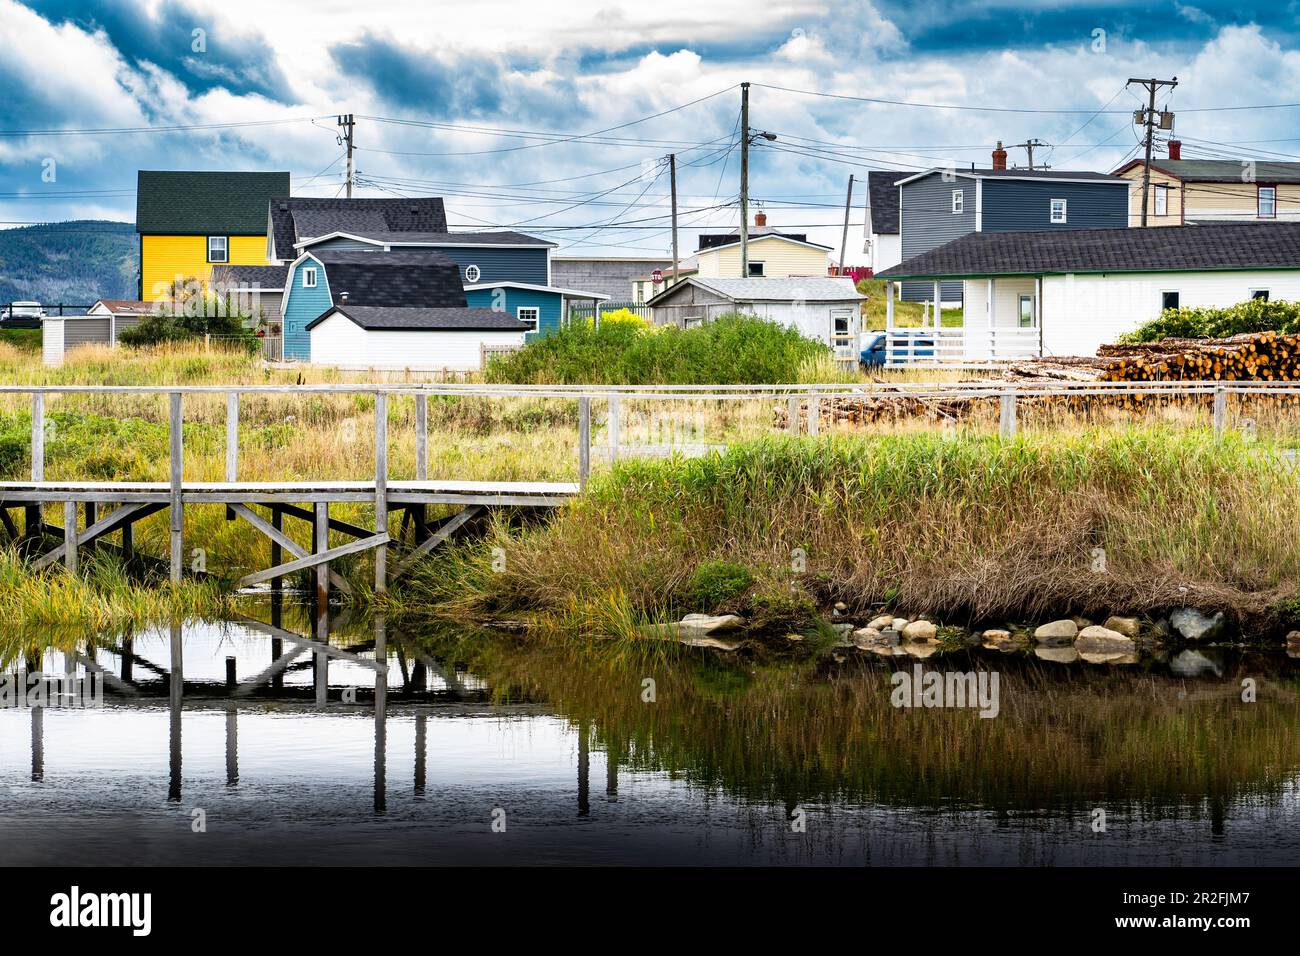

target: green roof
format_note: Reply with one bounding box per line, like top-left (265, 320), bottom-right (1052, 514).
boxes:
top-left (135, 170), bottom-right (290, 235)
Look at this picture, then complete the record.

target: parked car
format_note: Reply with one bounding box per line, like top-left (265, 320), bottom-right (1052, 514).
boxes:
top-left (860, 330), bottom-right (936, 367)
top-left (2, 301), bottom-right (45, 328)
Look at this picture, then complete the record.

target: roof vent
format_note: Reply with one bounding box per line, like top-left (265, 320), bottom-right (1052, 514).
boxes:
top-left (410, 205), bottom-right (419, 214)
top-left (339, 292), bottom-right (349, 303)
top-left (278, 202), bottom-right (288, 211)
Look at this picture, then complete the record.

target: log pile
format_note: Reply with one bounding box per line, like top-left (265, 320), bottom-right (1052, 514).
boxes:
top-left (776, 331), bottom-right (1300, 429)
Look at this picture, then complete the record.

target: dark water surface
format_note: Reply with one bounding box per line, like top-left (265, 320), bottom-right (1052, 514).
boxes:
top-left (2, 605), bottom-right (1299, 866)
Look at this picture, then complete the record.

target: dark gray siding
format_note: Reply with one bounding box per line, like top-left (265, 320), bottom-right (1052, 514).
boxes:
top-left (551, 258), bottom-right (670, 299)
top-left (980, 179), bottom-right (1128, 232)
top-left (899, 173), bottom-right (975, 301)
top-left (64, 316), bottom-right (111, 348)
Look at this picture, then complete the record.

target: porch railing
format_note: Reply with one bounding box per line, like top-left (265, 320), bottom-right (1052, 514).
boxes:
top-left (884, 326), bottom-right (1042, 367)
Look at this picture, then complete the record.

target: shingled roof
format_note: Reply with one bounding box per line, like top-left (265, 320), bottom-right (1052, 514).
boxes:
top-left (867, 170), bottom-right (900, 235)
top-left (310, 249), bottom-right (468, 308)
top-left (215, 264), bottom-right (290, 288)
top-left (269, 197), bottom-right (449, 259)
top-left (876, 222), bottom-right (1300, 280)
top-left (306, 305), bottom-right (532, 332)
top-left (136, 170), bottom-right (290, 235)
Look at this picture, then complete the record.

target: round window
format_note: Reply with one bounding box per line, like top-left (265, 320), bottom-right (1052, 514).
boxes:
top-left (465, 264), bottom-right (481, 283)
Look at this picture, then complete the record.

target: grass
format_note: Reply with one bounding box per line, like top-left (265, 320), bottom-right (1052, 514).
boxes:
top-left (858, 278), bottom-right (963, 330)
top-left (398, 427), bottom-right (1300, 637)
top-left (0, 328), bottom-right (40, 351)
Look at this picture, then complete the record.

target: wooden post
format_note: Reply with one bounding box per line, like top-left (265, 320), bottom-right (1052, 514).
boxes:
top-left (578, 397), bottom-right (591, 490)
top-left (414, 392), bottom-right (428, 539)
top-left (28, 392), bottom-right (44, 536)
top-left (885, 281), bottom-right (894, 329)
top-left (374, 392), bottom-right (388, 592)
top-left (806, 392), bottom-right (820, 437)
top-left (315, 502), bottom-right (330, 613)
top-left (1000, 390), bottom-right (1018, 439)
top-left (225, 656), bottom-right (237, 689)
top-left (169, 392), bottom-right (183, 584)
top-left (225, 392), bottom-right (239, 481)
top-left (608, 393), bottom-right (620, 462)
top-left (1213, 386), bottom-right (1227, 438)
top-left (933, 280), bottom-right (942, 328)
top-left (63, 501), bottom-right (77, 573)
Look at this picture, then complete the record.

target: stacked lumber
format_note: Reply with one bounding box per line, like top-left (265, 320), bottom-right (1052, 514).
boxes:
top-left (777, 331), bottom-right (1300, 429)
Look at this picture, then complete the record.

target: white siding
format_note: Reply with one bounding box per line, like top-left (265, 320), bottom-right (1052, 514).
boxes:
top-left (308, 313), bottom-right (525, 370)
top-left (730, 300), bottom-right (860, 346)
top-left (42, 318), bottom-right (64, 367)
top-left (869, 232), bottom-right (902, 274)
top-left (1040, 270), bottom-right (1300, 356)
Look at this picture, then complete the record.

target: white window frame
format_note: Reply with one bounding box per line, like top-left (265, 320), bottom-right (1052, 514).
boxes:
top-left (747, 260), bottom-right (765, 277)
top-left (952, 189), bottom-right (964, 214)
top-left (464, 264), bottom-right (481, 283)
top-left (517, 306), bottom-right (540, 331)
top-left (1160, 290), bottom-right (1180, 312)
top-left (1258, 186), bottom-right (1277, 219)
top-left (302, 267), bottom-right (317, 288)
top-left (1049, 199), bottom-right (1067, 224)
top-left (207, 235), bottom-right (228, 263)
top-left (1154, 185), bottom-right (1168, 217)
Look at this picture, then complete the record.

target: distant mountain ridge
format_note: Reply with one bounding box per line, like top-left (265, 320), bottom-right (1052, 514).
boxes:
top-left (0, 220), bottom-right (137, 308)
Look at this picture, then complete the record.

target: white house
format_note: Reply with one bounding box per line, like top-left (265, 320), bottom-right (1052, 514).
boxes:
top-left (874, 221), bottom-right (1300, 364)
top-left (646, 276), bottom-right (865, 364)
top-left (307, 305), bottom-right (531, 371)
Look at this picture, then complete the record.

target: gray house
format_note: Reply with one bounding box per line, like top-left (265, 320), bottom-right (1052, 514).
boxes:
top-left (897, 148), bottom-right (1129, 303)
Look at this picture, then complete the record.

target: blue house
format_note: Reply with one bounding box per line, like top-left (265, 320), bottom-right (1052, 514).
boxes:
top-left (463, 281), bottom-right (610, 340)
top-left (896, 150), bottom-right (1130, 303)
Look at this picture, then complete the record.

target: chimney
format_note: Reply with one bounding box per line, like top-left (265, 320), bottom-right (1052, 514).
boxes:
top-left (1168, 139), bottom-right (1181, 160)
top-left (992, 141), bottom-right (1008, 170)
top-left (754, 211), bottom-right (767, 228)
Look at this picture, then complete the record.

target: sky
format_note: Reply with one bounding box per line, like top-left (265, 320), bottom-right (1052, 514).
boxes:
top-left (2, 0), bottom-right (1300, 261)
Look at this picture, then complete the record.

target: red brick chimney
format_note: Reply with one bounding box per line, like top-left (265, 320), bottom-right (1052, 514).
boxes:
top-left (992, 141), bottom-right (1008, 170)
top-left (754, 211), bottom-right (767, 228)
top-left (1168, 139), bottom-right (1181, 160)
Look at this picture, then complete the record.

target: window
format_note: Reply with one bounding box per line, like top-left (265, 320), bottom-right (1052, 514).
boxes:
top-left (1258, 186), bottom-right (1277, 218)
top-left (464, 264), bottom-right (481, 283)
top-left (952, 189), bottom-right (964, 214)
top-left (517, 306), bottom-right (540, 331)
top-left (1154, 185), bottom-right (1168, 217)
top-left (747, 261), bottom-right (765, 277)
top-left (1018, 294), bottom-right (1034, 328)
top-left (1251, 289), bottom-right (1270, 301)
top-left (302, 267), bottom-right (317, 288)
top-left (1050, 199), bottom-right (1067, 224)
top-left (1161, 291), bottom-right (1180, 312)
top-left (207, 236), bottom-right (228, 263)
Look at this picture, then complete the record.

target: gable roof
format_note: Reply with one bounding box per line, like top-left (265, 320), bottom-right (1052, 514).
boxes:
top-left (269, 197), bottom-right (449, 259)
top-left (894, 167), bottom-right (1127, 187)
top-left (215, 264), bottom-right (290, 289)
top-left (306, 305), bottom-right (532, 332)
top-left (694, 233), bottom-right (832, 255)
top-left (136, 170), bottom-right (290, 235)
top-left (698, 224), bottom-right (808, 250)
top-left (1111, 159), bottom-right (1300, 184)
top-left (876, 221), bottom-right (1300, 280)
top-left (294, 229), bottom-right (554, 251)
top-left (647, 276), bottom-right (864, 306)
top-left (867, 170), bottom-right (901, 235)
top-left (307, 249), bottom-right (468, 308)
top-left (89, 299), bottom-right (158, 315)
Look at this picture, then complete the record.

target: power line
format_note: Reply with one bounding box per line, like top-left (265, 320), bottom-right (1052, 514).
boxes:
top-left (0, 116), bottom-right (327, 137)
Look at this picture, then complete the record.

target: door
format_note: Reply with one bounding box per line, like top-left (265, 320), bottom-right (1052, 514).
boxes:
top-left (830, 308), bottom-right (856, 369)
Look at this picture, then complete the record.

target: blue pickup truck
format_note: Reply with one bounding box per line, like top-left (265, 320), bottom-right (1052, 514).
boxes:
top-left (860, 330), bottom-right (936, 367)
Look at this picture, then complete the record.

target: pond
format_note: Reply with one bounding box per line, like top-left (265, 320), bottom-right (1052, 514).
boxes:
top-left (2, 601), bottom-right (1299, 866)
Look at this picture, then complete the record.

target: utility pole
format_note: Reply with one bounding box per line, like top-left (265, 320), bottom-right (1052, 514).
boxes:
top-left (338, 113), bottom-right (356, 198)
top-left (838, 175), bottom-right (854, 276)
top-left (1011, 138), bottom-right (1048, 170)
top-left (669, 153), bottom-right (679, 284)
top-left (739, 82), bottom-right (750, 278)
top-left (1127, 77), bottom-right (1177, 226)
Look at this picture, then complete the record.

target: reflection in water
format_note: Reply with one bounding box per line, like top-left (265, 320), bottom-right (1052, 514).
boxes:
top-left (2, 604), bottom-right (1300, 866)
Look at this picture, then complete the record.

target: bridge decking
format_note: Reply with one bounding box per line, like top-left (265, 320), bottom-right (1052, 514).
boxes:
top-left (0, 480), bottom-right (580, 506)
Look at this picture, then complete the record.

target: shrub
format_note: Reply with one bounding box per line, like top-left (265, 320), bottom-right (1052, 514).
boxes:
top-left (1120, 298), bottom-right (1300, 343)
top-left (484, 312), bottom-right (830, 384)
top-left (687, 560), bottom-right (755, 610)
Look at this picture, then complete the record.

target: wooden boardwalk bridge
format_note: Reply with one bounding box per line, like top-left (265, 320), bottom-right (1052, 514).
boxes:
top-left (1, 379), bottom-right (1294, 603)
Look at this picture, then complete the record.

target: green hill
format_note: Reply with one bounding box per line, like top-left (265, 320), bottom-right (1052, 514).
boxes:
top-left (0, 220), bottom-right (137, 309)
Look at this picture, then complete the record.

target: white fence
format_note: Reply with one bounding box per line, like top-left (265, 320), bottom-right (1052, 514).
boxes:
top-left (884, 326), bottom-right (1043, 367)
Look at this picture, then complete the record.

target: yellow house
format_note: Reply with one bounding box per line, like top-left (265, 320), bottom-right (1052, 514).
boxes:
top-left (1113, 150), bottom-right (1300, 226)
top-left (136, 170), bottom-right (291, 300)
top-left (694, 213), bottom-right (832, 278)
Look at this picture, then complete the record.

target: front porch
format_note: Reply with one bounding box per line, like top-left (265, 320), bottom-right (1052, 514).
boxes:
top-left (880, 277), bottom-right (1043, 366)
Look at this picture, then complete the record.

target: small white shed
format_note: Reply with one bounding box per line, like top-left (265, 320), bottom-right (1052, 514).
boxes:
top-left (306, 304), bottom-right (532, 371)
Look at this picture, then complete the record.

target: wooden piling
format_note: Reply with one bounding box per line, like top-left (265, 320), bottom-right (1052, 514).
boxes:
top-left (578, 397), bottom-right (591, 490)
top-left (168, 392), bottom-right (183, 584)
top-left (63, 501), bottom-right (77, 573)
top-left (374, 393), bottom-right (388, 592)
